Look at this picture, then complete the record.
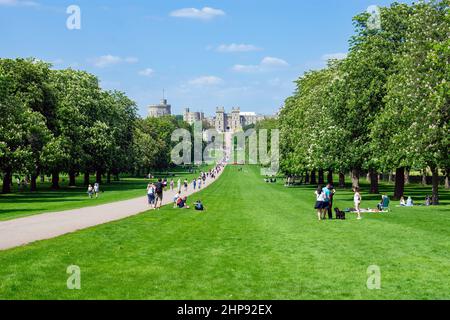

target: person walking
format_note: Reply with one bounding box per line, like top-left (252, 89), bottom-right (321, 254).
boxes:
top-left (197, 177), bottom-right (202, 190)
top-left (155, 179), bottom-right (164, 210)
top-left (87, 184), bottom-right (94, 199)
top-left (94, 182), bottom-right (100, 198)
top-left (147, 183), bottom-right (156, 209)
top-left (170, 179), bottom-right (174, 191)
top-left (177, 178), bottom-right (181, 193)
top-left (353, 187), bottom-right (362, 220)
top-left (184, 179), bottom-right (188, 192)
top-left (192, 179), bottom-right (197, 190)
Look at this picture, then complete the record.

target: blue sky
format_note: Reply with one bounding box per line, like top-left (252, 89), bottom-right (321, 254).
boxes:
top-left (0, 0), bottom-right (409, 117)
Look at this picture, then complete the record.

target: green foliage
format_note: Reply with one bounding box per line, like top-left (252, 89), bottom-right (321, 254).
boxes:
top-left (279, 0), bottom-right (448, 200)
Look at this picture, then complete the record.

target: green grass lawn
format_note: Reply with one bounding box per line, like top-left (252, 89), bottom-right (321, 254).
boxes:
top-left (0, 165), bottom-right (449, 299)
top-left (0, 166), bottom-right (211, 221)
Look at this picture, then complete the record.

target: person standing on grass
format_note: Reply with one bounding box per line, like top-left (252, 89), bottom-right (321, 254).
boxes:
top-left (87, 184), bottom-right (94, 199)
top-left (94, 182), bottom-right (100, 198)
top-left (353, 187), bottom-right (362, 220)
top-left (315, 186), bottom-right (325, 221)
top-left (147, 183), bottom-right (156, 209)
top-left (324, 183), bottom-right (335, 219)
top-left (155, 178), bottom-right (164, 210)
top-left (321, 184), bottom-right (331, 219)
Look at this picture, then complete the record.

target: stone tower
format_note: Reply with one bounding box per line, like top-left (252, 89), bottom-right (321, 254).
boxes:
top-left (231, 107), bottom-right (241, 132)
top-left (215, 107), bottom-right (226, 132)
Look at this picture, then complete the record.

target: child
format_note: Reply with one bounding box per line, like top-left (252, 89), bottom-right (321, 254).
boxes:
top-left (353, 187), bottom-right (362, 220)
top-left (147, 183), bottom-right (155, 209)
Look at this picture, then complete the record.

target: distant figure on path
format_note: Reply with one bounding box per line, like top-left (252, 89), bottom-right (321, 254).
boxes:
top-left (87, 184), bottom-right (94, 199)
top-left (353, 187), bottom-right (362, 220)
top-left (170, 179), bottom-right (174, 191)
top-left (147, 183), bottom-right (156, 209)
top-left (177, 178), bottom-right (181, 192)
top-left (197, 177), bottom-right (202, 190)
top-left (94, 183), bottom-right (100, 198)
top-left (192, 179), bottom-right (197, 190)
top-left (184, 179), bottom-right (188, 192)
top-left (155, 179), bottom-right (164, 210)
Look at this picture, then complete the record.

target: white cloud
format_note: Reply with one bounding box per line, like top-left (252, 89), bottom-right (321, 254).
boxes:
top-left (188, 76), bottom-right (223, 86)
top-left (91, 55), bottom-right (139, 68)
top-left (261, 56), bottom-right (289, 67)
top-left (322, 52), bottom-right (347, 61)
top-left (138, 68), bottom-right (155, 77)
top-left (170, 7), bottom-right (225, 20)
top-left (232, 56), bottom-right (289, 73)
top-left (0, 0), bottom-right (38, 6)
top-left (216, 43), bottom-right (262, 53)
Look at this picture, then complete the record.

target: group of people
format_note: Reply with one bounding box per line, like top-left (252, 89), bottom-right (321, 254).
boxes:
top-left (87, 183), bottom-right (101, 199)
top-left (314, 183), bottom-right (337, 221)
top-left (146, 163), bottom-right (224, 211)
top-left (314, 184), bottom-right (364, 220)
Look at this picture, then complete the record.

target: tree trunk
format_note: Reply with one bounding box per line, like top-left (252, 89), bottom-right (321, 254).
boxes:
top-left (305, 171), bottom-right (310, 184)
top-left (68, 170), bottom-right (76, 187)
top-left (107, 171), bottom-right (111, 184)
top-left (431, 166), bottom-right (440, 205)
top-left (393, 167), bottom-right (405, 200)
top-left (96, 170), bottom-right (102, 184)
top-left (327, 170), bottom-right (333, 184)
top-left (51, 171), bottom-right (60, 189)
top-left (339, 172), bottom-right (346, 188)
top-left (405, 168), bottom-right (410, 185)
top-left (369, 169), bottom-right (379, 194)
top-left (422, 169), bottom-right (428, 185)
top-left (114, 173), bottom-right (120, 181)
top-left (318, 169), bottom-right (325, 185)
top-left (310, 170), bottom-right (317, 185)
top-left (84, 172), bottom-right (90, 186)
top-left (40, 174), bottom-right (45, 183)
top-left (30, 174), bottom-right (37, 192)
top-left (351, 168), bottom-right (360, 188)
top-left (2, 168), bottom-right (12, 194)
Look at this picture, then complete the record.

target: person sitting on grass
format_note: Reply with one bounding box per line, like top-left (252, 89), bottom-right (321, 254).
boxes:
top-left (173, 191), bottom-right (181, 208)
top-left (400, 196), bottom-right (406, 206)
top-left (177, 196), bottom-right (190, 209)
top-left (194, 200), bottom-right (205, 211)
top-left (406, 196), bottom-right (414, 207)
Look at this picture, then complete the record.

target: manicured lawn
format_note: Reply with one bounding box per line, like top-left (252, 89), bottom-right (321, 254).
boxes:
top-left (0, 165), bottom-right (449, 299)
top-left (0, 166), bottom-right (210, 221)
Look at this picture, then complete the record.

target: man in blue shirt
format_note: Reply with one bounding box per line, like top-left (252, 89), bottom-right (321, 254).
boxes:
top-left (322, 184), bottom-right (334, 219)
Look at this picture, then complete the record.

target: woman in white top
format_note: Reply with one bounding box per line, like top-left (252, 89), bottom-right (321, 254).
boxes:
top-left (353, 187), bottom-right (362, 220)
top-left (314, 186), bottom-right (325, 221)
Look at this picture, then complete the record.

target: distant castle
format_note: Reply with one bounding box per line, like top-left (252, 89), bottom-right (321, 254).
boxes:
top-left (184, 107), bottom-right (267, 133)
top-left (148, 99), bottom-right (171, 118)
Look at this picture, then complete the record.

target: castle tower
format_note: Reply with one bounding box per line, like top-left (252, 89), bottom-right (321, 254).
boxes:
top-left (231, 107), bottom-right (241, 132)
top-left (148, 99), bottom-right (171, 118)
top-left (215, 107), bottom-right (226, 132)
